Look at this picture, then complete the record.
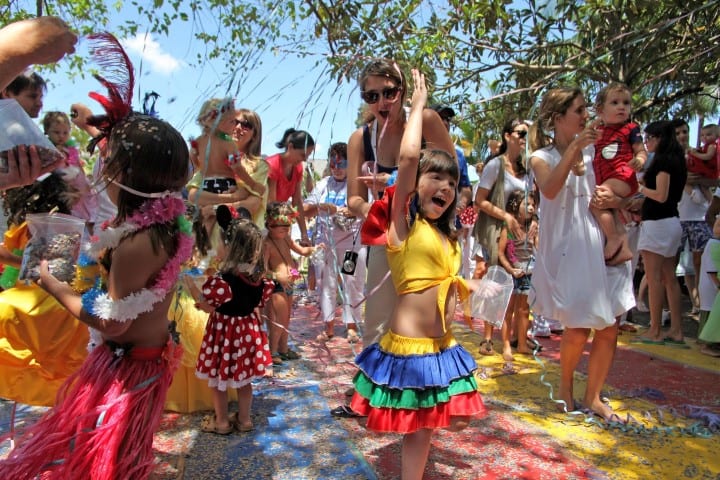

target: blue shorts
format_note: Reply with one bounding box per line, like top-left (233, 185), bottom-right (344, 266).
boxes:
top-left (513, 274), bottom-right (532, 295)
top-left (680, 220), bottom-right (712, 252)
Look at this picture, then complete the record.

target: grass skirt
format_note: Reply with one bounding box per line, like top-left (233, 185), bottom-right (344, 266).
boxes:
top-left (350, 330), bottom-right (486, 433)
top-left (0, 338), bottom-right (182, 480)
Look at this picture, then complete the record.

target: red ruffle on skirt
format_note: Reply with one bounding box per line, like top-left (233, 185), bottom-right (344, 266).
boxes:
top-left (0, 338), bottom-right (182, 480)
top-left (350, 390), bottom-right (487, 433)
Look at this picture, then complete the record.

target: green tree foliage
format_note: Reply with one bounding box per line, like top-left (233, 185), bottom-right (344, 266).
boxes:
top-left (4, 0), bottom-right (719, 147)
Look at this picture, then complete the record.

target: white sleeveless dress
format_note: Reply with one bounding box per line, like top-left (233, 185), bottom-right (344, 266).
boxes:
top-left (529, 145), bottom-right (634, 329)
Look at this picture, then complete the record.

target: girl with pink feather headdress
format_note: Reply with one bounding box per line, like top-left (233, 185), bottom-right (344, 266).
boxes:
top-left (0, 33), bottom-right (193, 479)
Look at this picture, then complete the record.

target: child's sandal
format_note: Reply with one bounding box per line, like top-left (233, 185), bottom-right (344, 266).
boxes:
top-left (200, 415), bottom-right (234, 435)
top-left (479, 339), bottom-right (495, 356)
top-left (316, 331), bottom-right (334, 342)
top-left (346, 329), bottom-right (360, 344)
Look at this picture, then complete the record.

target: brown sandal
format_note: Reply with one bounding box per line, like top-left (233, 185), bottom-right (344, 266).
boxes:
top-left (316, 331), bottom-right (334, 342)
top-left (200, 415), bottom-right (234, 435)
top-left (479, 339), bottom-right (495, 356)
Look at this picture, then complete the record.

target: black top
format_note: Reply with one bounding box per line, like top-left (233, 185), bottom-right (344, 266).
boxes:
top-left (641, 151), bottom-right (687, 221)
top-left (215, 272), bottom-right (264, 317)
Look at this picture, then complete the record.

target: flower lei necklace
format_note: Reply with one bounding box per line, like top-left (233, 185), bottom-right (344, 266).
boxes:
top-left (81, 196), bottom-right (194, 326)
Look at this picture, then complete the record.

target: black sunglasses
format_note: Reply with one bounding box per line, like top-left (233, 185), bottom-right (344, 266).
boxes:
top-left (235, 119), bottom-right (254, 130)
top-left (361, 86), bottom-right (402, 105)
top-left (512, 130), bottom-right (528, 138)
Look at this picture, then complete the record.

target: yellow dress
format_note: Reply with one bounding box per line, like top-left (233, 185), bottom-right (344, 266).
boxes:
top-left (164, 291), bottom-right (236, 413)
top-left (0, 224), bottom-right (89, 407)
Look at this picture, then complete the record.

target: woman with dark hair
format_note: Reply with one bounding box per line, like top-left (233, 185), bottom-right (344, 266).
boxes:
top-left (635, 120), bottom-right (688, 346)
top-left (266, 128), bottom-right (315, 244)
top-left (473, 118), bottom-right (534, 358)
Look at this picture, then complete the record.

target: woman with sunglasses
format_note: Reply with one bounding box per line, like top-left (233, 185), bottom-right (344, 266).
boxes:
top-left (473, 118), bottom-right (535, 359)
top-left (232, 109), bottom-right (269, 225)
top-left (303, 142), bottom-right (366, 343)
top-left (187, 106), bottom-right (266, 238)
top-left (347, 58), bottom-right (455, 348)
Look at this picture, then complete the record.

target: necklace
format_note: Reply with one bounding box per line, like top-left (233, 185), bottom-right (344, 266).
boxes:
top-left (81, 196), bottom-right (194, 324)
top-left (216, 130), bottom-right (233, 142)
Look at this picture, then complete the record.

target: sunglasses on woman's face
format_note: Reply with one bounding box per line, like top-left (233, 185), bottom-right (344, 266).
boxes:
top-left (235, 119), bottom-right (253, 130)
top-left (512, 130), bottom-right (528, 138)
top-left (361, 86), bottom-right (402, 104)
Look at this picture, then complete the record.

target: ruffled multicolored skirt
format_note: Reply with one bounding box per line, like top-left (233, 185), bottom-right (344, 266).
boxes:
top-left (350, 330), bottom-right (486, 433)
top-left (0, 337), bottom-right (182, 480)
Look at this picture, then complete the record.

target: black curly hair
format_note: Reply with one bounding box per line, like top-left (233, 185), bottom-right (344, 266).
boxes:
top-left (2, 172), bottom-right (78, 228)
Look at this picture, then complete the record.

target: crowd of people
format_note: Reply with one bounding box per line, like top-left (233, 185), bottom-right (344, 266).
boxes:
top-left (0, 16), bottom-right (719, 480)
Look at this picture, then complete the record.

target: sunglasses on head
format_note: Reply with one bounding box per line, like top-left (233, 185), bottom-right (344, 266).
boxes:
top-left (361, 86), bottom-right (402, 105)
top-left (235, 119), bottom-right (253, 130)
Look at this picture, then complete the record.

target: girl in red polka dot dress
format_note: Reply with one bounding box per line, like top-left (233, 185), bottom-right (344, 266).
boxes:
top-left (194, 210), bottom-right (274, 434)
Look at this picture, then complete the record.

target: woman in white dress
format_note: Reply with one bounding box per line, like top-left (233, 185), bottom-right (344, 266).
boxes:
top-left (528, 87), bottom-right (634, 421)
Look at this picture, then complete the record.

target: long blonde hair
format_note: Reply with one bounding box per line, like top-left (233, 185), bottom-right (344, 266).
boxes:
top-left (528, 87), bottom-right (584, 152)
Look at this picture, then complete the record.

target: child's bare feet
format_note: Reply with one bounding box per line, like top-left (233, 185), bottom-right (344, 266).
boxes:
top-left (502, 349), bottom-right (514, 362)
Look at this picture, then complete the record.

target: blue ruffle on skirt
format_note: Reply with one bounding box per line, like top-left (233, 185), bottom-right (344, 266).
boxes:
top-left (355, 343), bottom-right (477, 390)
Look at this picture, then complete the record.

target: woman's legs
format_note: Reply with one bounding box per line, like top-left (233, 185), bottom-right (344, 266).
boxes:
top-left (559, 327), bottom-right (591, 411)
top-left (583, 324), bottom-right (618, 419)
top-left (401, 429), bottom-right (433, 480)
top-left (662, 254), bottom-right (685, 341)
top-left (641, 249), bottom-right (665, 340)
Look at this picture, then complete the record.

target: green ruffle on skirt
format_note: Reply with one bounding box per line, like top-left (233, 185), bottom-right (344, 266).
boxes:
top-left (353, 371), bottom-right (478, 410)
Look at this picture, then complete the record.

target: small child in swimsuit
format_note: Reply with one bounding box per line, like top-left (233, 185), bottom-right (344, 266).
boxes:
top-left (264, 202), bottom-right (319, 365)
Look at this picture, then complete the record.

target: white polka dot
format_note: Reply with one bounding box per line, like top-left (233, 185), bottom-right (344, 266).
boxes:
top-left (234, 340), bottom-right (240, 348)
top-left (258, 364), bottom-right (265, 371)
top-left (245, 334), bottom-right (252, 342)
top-left (223, 353), bottom-right (230, 361)
top-left (206, 347), bottom-right (212, 355)
top-left (217, 287), bottom-right (225, 296)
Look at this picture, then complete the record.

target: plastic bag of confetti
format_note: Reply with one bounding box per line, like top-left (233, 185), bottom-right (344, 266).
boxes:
top-left (19, 213), bottom-right (85, 283)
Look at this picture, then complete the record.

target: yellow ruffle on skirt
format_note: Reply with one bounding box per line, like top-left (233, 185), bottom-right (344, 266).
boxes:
top-left (164, 293), bottom-right (236, 412)
top-left (0, 284), bottom-right (89, 406)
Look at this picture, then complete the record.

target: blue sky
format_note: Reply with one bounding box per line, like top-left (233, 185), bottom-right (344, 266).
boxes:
top-left (40, 30), bottom-right (363, 162)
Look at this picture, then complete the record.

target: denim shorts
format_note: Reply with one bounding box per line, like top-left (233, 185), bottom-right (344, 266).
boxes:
top-left (513, 274), bottom-right (532, 295)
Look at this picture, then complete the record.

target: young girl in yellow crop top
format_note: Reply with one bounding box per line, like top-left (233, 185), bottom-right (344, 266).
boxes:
top-left (349, 69), bottom-right (486, 480)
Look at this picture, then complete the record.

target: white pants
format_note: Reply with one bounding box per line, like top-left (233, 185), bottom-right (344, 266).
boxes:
top-left (363, 244), bottom-right (396, 344)
top-left (316, 233), bottom-right (367, 327)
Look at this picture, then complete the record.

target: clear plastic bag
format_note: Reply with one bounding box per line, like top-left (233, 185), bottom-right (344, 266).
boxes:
top-left (19, 213), bottom-right (86, 283)
top-left (0, 99), bottom-right (62, 173)
top-left (471, 266), bottom-right (514, 328)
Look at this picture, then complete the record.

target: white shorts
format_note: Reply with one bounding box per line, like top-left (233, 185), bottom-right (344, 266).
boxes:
top-left (638, 217), bottom-right (682, 258)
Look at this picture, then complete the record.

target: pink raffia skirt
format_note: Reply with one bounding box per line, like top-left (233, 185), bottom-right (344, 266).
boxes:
top-left (0, 337), bottom-right (182, 480)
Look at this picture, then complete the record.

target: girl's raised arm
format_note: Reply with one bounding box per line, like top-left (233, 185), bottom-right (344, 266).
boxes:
top-left (388, 69), bottom-right (427, 246)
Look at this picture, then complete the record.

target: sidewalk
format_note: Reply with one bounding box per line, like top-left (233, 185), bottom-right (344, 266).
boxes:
top-left (2, 299), bottom-right (719, 479)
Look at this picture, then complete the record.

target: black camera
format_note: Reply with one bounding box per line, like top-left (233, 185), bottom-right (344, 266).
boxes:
top-left (341, 250), bottom-right (358, 275)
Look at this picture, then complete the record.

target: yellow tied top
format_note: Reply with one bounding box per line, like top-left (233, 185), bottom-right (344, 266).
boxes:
top-left (386, 217), bottom-right (471, 332)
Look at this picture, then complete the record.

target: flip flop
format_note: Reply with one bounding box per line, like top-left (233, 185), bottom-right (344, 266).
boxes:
top-left (330, 405), bottom-right (360, 418)
top-left (663, 337), bottom-right (690, 349)
top-left (630, 337), bottom-right (665, 345)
